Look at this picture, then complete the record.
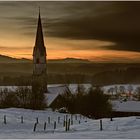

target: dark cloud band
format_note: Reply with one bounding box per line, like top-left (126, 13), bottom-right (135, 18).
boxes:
top-left (1, 1), bottom-right (140, 52)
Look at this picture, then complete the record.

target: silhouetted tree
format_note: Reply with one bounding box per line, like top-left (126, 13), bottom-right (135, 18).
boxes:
top-left (51, 86), bottom-right (112, 118)
top-left (30, 80), bottom-right (46, 110)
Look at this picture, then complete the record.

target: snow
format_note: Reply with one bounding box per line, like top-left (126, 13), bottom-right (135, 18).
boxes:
top-left (112, 100), bottom-right (140, 112)
top-left (0, 84), bottom-right (91, 106)
top-left (102, 84), bottom-right (140, 94)
top-left (46, 84), bottom-right (91, 106)
top-left (1, 83), bottom-right (140, 94)
top-left (68, 84), bottom-right (91, 93)
top-left (46, 85), bottom-right (67, 106)
top-left (0, 84), bottom-right (140, 138)
top-left (0, 108), bottom-right (140, 138)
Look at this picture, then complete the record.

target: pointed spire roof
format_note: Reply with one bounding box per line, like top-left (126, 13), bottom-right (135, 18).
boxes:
top-left (35, 8), bottom-right (45, 50)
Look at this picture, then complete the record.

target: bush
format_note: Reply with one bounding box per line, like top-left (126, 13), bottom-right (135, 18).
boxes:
top-left (51, 85), bottom-right (112, 118)
top-left (83, 87), bottom-right (112, 118)
top-left (16, 86), bottom-right (32, 108)
top-left (0, 88), bottom-right (19, 108)
top-left (0, 83), bottom-right (47, 110)
top-left (30, 80), bottom-right (47, 110)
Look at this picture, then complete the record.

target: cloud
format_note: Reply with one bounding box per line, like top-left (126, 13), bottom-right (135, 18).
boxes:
top-left (42, 2), bottom-right (140, 52)
top-left (0, 46), bottom-right (31, 50)
top-left (1, 1), bottom-right (140, 53)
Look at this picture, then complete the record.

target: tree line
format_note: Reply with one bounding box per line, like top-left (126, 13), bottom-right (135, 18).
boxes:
top-left (0, 81), bottom-right (46, 110)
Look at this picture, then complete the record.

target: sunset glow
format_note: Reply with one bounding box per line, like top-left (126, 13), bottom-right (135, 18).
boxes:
top-left (0, 1), bottom-right (140, 63)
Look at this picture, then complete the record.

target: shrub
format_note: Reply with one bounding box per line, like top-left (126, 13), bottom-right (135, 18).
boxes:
top-left (51, 85), bottom-right (112, 118)
top-left (30, 80), bottom-right (47, 110)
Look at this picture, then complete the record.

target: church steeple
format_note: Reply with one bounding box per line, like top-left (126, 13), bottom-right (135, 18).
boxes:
top-left (35, 8), bottom-right (45, 55)
top-left (33, 8), bottom-right (47, 92)
top-left (33, 8), bottom-right (47, 76)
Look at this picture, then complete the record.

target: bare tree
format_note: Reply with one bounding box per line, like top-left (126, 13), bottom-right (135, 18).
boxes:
top-left (119, 86), bottom-right (125, 94)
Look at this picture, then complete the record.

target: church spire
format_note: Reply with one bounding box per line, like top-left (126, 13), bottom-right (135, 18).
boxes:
top-left (35, 8), bottom-right (45, 52)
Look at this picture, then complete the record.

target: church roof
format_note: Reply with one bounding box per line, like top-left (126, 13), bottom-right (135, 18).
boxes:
top-left (35, 9), bottom-right (45, 55)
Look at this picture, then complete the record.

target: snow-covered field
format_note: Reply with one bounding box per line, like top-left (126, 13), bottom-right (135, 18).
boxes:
top-left (112, 100), bottom-right (140, 112)
top-left (0, 108), bottom-right (140, 139)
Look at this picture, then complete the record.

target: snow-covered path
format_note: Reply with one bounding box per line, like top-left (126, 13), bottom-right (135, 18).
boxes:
top-left (0, 108), bottom-right (140, 138)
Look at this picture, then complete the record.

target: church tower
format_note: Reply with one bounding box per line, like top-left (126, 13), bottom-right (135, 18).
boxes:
top-left (33, 9), bottom-right (47, 92)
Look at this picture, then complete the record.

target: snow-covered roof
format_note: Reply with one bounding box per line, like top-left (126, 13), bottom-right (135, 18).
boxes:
top-left (46, 84), bottom-right (92, 106)
top-left (46, 85), bottom-right (67, 106)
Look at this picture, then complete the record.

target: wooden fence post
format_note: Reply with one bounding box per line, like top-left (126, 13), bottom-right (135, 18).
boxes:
top-left (65, 120), bottom-right (67, 131)
top-left (44, 122), bottom-right (47, 131)
top-left (110, 117), bottom-right (113, 121)
top-left (63, 119), bottom-right (65, 127)
top-left (54, 121), bottom-right (56, 130)
top-left (71, 119), bottom-right (73, 125)
top-left (33, 122), bottom-right (37, 132)
top-left (75, 115), bottom-right (77, 120)
top-left (80, 114), bottom-right (81, 120)
top-left (48, 117), bottom-right (50, 124)
top-left (36, 117), bottom-right (39, 124)
top-left (58, 116), bottom-right (60, 124)
top-left (100, 120), bottom-right (103, 131)
top-left (21, 116), bottom-right (23, 123)
top-left (79, 120), bottom-right (80, 124)
top-left (66, 115), bottom-right (68, 131)
top-left (67, 119), bottom-right (70, 131)
top-left (63, 116), bottom-right (65, 127)
top-left (4, 115), bottom-right (6, 124)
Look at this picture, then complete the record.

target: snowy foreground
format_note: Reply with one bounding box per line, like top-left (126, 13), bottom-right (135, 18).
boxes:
top-left (0, 108), bottom-right (140, 138)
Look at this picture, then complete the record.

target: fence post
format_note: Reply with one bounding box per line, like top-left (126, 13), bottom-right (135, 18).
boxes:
top-left (33, 122), bottom-right (37, 132)
top-left (66, 115), bottom-right (68, 131)
top-left (79, 120), bottom-right (80, 124)
top-left (75, 115), bottom-right (77, 120)
top-left (36, 117), bottom-right (39, 124)
top-left (100, 120), bottom-right (103, 131)
top-left (80, 114), bottom-right (81, 120)
top-left (67, 119), bottom-right (70, 131)
top-left (4, 115), bottom-right (6, 124)
top-left (21, 116), bottom-right (23, 123)
top-left (44, 122), bottom-right (47, 131)
top-left (54, 121), bottom-right (56, 130)
top-left (63, 119), bottom-right (65, 127)
top-left (58, 116), bottom-right (60, 124)
top-left (63, 116), bottom-right (65, 127)
top-left (48, 117), bottom-right (50, 124)
top-left (71, 119), bottom-right (73, 125)
top-left (71, 114), bottom-right (73, 121)
top-left (65, 120), bottom-right (67, 131)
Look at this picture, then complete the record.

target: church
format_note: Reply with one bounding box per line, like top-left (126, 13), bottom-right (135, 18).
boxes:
top-left (32, 9), bottom-right (82, 107)
top-left (32, 9), bottom-right (47, 92)
top-left (32, 9), bottom-right (72, 106)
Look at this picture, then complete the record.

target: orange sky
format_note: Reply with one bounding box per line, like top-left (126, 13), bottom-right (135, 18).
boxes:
top-left (1, 36), bottom-right (140, 63)
top-left (0, 2), bottom-right (140, 63)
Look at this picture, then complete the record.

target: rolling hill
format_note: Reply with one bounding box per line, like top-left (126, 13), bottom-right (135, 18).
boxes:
top-left (0, 55), bottom-right (31, 63)
top-left (0, 54), bottom-right (90, 63)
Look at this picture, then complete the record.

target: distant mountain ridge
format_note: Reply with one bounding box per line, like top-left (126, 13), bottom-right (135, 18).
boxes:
top-left (0, 54), bottom-right (90, 63)
top-left (49, 58), bottom-right (91, 63)
top-left (0, 54), bottom-right (31, 63)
